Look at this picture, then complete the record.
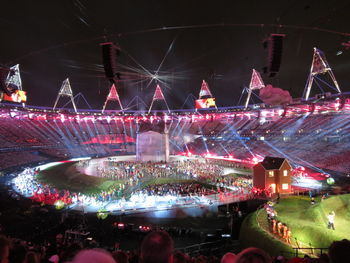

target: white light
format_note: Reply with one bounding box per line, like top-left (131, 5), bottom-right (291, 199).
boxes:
top-left (69, 157), bottom-right (91, 161)
top-left (37, 162), bottom-right (63, 170)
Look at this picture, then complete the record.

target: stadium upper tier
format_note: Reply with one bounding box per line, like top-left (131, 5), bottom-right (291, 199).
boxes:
top-left (1, 95), bottom-right (350, 173)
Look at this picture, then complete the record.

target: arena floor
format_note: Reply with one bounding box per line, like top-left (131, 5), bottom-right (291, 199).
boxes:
top-left (10, 155), bottom-right (254, 215)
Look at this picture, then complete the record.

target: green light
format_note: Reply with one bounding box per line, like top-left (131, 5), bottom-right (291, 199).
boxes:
top-left (54, 200), bottom-right (65, 210)
top-left (97, 209), bottom-right (109, 220)
top-left (327, 178), bottom-right (335, 185)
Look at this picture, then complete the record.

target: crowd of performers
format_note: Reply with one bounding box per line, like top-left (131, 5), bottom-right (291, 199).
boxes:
top-left (78, 159), bottom-right (252, 189)
top-left (134, 183), bottom-right (217, 197)
top-left (265, 201), bottom-right (292, 244)
top-left (11, 159), bottom-right (257, 210)
top-left (11, 168), bottom-right (72, 205)
top-left (78, 159), bottom-right (225, 181)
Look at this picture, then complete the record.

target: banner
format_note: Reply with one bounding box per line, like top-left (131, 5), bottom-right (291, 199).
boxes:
top-left (2, 89), bottom-right (27, 103)
top-left (195, 98), bottom-right (216, 109)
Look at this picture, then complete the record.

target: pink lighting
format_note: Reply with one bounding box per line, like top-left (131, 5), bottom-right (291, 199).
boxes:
top-left (205, 154), bottom-right (256, 165)
top-left (60, 114), bottom-right (65, 122)
top-left (139, 225), bottom-right (151, 232)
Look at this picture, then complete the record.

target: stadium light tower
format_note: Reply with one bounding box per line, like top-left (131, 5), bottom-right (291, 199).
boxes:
top-left (53, 78), bottom-right (77, 113)
top-left (102, 83), bottom-right (124, 113)
top-left (2, 64), bottom-right (27, 107)
top-left (148, 84), bottom-right (170, 114)
top-left (195, 80), bottom-right (217, 110)
top-left (303, 47), bottom-right (341, 100)
top-left (244, 69), bottom-right (265, 109)
top-left (5, 64), bottom-right (23, 92)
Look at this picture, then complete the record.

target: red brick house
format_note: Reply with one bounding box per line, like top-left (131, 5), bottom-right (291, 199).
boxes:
top-left (253, 156), bottom-right (292, 194)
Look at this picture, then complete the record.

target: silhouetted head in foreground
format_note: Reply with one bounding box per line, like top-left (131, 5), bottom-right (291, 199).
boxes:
top-left (140, 230), bottom-right (174, 263)
top-left (235, 247), bottom-right (271, 263)
top-left (72, 248), bottom-right (116, 263)
top-left (329, 239), bottom-right (350, 263)
top-left (221, 252), bottom-right (237, 263)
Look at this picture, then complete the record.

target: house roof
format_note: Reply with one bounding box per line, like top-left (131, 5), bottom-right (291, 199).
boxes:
top-left (260, 156), bottom-right (287, 170)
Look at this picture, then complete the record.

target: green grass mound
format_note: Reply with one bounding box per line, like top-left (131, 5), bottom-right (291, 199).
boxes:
top-left (275, 194), bottom-right (350, 248)
top-left (239, 194), bottom-right (350, 256)
top-left (239, 211), bottom-right (294, 257)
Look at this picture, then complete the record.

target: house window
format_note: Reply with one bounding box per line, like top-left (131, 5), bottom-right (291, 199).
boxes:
top-left (268, 171), bottom-right (274, 177)
top-left (282, 183), bottom-right (289, 190)
top-left (283, 170), bottom-right (288, 177)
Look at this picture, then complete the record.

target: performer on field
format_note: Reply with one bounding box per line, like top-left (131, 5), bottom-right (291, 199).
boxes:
top-left (283, 225), bottom-right (288, 240)
top-left (277, 222), bottom-right (283, 237)
top-left (286, 228), bottom-right (292, 244)
top-left (271, 219), bottom-right (277, 234)
top-left (327, 211), bottom-right (335, 230)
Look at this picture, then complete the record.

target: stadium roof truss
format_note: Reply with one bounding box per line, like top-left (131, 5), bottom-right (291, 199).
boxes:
top-left (102, 84), bottom-right (124, 113)
top-left (53, 78), bottom-right (77, 113)
top-left (5, 64), bottom-right (22, 91)
top-left (244, 69), bottom-right (265, 108)
top-left (303, 47), bottom-right (341, 100)
top-left (148, 84), bottom-right (170, 114)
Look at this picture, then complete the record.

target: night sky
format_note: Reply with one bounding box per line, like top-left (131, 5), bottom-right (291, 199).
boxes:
top-left (1, 0), bottom-right (350, 110)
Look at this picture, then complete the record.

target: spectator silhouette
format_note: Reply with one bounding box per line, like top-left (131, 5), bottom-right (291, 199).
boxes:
top-left (0, 235), bottom-right (10, 263)
top-left (72, 248), bottom-right (116, 263)
top-left (235, 247), bottom-right (271, 263)
top-left (173, 251), bottom-right (188, 263)
top-left (140, 230), bottom-right (174, 263)
top-left (9, 242), bottom-right (27, 263)
top-left (328, 239), bottom-right (350, 263)
top-left (221, 252), bottom-right (236, 263)
top-left (113, 250), bottom-right (129, 263)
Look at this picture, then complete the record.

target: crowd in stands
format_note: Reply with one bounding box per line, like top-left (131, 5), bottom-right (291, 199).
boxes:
top-left (0, 230), bottom-right (349, 263)
top-left (184, 113), bottom-right (350, 174)
top-left (1, 105), bottom-right (350, 175)
top-left (0, 152), bottom-right (48, 171)
top-left (0, 115), bottom-right (134, 171)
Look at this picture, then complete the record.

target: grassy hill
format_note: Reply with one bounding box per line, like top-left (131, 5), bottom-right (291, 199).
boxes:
top-left (275, 194), bottom-right (350, 248)
top-left (239, 211), bottom-right (294, 257)
top-left (239, 194), bottom-right (350, 256)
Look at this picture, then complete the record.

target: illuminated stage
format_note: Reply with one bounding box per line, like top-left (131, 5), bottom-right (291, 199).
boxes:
top-left (11, 155), bottom-right (256, 215)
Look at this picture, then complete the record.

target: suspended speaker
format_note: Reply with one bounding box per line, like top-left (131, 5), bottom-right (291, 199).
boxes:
top-left (265, 34), bottom-right (285, 78)
top-left (100, 42), bottom-right (120, 83)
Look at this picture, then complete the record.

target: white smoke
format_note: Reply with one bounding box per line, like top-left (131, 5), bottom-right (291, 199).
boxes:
top-left (173, 134), bottom-right (201, 144)
top-left (259, 84), bottom-right (293, 105)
